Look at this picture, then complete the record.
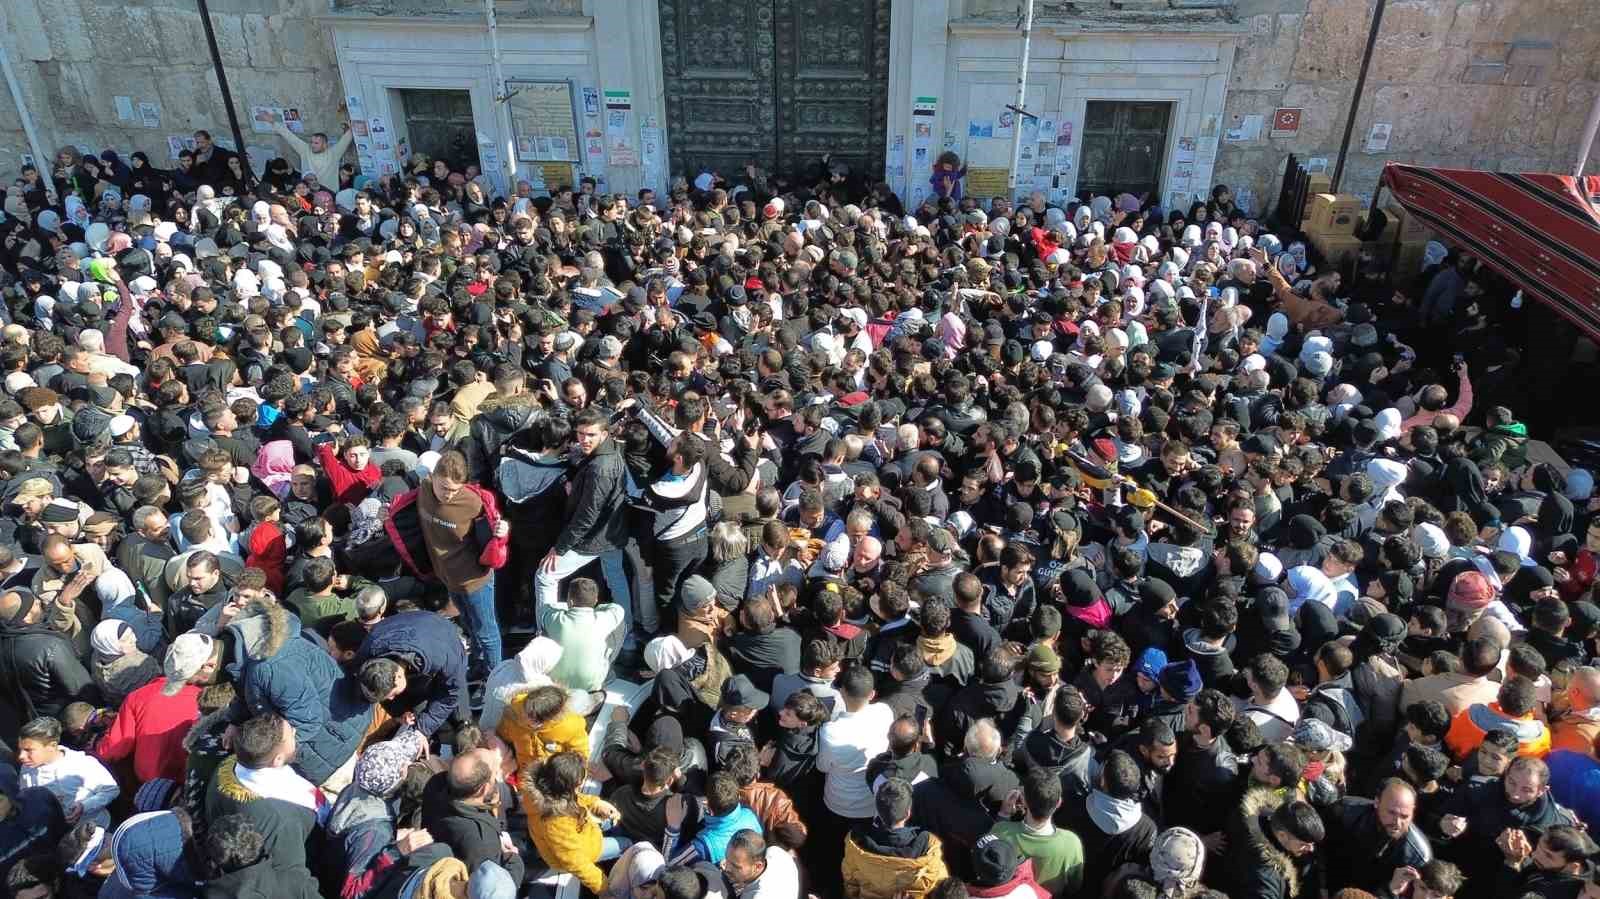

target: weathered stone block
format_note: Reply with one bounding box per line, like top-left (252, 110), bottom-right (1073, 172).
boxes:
top-left (1290, 0), bottom-right (1371, 83)
top-left (1369, 0), bottom-right (1451, 83)
top-left (1230, 12), bottom-right (1299, 90)
top-left (244, 15), bottom-right (279, 69)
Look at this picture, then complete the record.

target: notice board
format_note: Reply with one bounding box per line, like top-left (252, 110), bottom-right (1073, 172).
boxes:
top-left (507, 80), bottom-right (580, 162)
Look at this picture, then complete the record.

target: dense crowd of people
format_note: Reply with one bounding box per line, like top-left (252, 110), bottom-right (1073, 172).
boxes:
top-left (0, 124), bottom-right (1591, 899)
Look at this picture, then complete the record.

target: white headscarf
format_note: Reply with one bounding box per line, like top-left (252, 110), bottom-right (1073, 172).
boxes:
top-left (90, 619), bottom-right (130, 658)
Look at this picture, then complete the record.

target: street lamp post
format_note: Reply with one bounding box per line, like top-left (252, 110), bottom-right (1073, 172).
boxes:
top-left (196, 0), bottom-right (255, 189)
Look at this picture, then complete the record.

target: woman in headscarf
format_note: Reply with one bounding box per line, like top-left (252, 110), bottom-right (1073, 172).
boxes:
top-left (1528, 463), bottom-right (1576, 555)
top-left (937, 310), bottom-right (968, 361)
top-left (1260, 311), bottom-right (1290, 358)
top-left (1501, 564), bottom-right (1557, 623)
top-left (89, 619), bottom-right (161, 706)
top-left (327, 730), bottom-right (431, 897)
top-left (1442, 454), bottom-right (1497, 527)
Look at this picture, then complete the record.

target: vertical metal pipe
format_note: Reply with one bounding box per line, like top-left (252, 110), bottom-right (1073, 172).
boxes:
top-left (1572, 93), bottom-right (1600, 179)
top-left (486, 0), bottom-right (519, 186)
top-left (0, 41), bottom-right (55, 203)
top-left (1006, 0), bottom-right (1035, 199)
top-left (196, 0), bottom-right (254, 189)
top-left (1332, 0), bottom-right (1387, 193)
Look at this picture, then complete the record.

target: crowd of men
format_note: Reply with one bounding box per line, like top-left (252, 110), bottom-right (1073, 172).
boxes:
top-left (0, 124), bottom-right (1592, 899)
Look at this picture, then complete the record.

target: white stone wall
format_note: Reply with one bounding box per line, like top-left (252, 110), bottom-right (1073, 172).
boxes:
top-left (0, 0), bottom-right (669, 198)
top-left (886, 4), bottom-right (1243, 211)
top-left (0, 0), bottom-right (344, 180)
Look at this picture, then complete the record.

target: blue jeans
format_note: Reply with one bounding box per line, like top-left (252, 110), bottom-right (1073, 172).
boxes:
top-left (599, 834), bottom-right (632, 861)
top-left (534, 547), bottom-right (637, 647)
top-left (452, 573), bottom-right (501, 680)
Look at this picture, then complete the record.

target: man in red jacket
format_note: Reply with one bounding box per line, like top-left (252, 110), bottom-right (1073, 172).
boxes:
top-left (96, 632), bottom-right (216, 788)
top-left (316, 435), bottom-right (380, 505)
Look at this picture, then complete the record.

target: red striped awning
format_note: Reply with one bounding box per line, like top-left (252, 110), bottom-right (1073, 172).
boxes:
top-left (1380, 163), bottom-right (1600, 339)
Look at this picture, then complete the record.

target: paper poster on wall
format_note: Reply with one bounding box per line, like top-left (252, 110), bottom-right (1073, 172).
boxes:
top-left (965, 167), bottom-right (1010, 199)
top-left (1306, 157), bottom-right (1329, 174)
top-left (1200, 115), bottom-right (1220, 139)
top-left (167, 136), bottom-right (188, 159)
top-left (507, 81), bottom-right (581, 162)
top-left (606, 110), bottom-right (627, 138)
top-left (282, 108), bottom-right (304, 133)
top-left (251, 107), bottom-right (281, 133)
top-left (995, 110), bottom-right (1014, 138)
top-left (1037, 117), bottom-right (1055, 141)
top-left (346, 95), bottom-right (366, 117)
top-left (887, 135), bottom-right (904, 169)
top-left (1235, 188), bottom-right (1256, 216)
top-left (1175, 137), bottom-right (1197, 164)
top-left (114, 96), bottom-right (134, 122)
top-left (586, 137), bottom-right (605, 161)
top-left (582, 87), bottom-right (600, 116)
top-left (1020, 116), bottom-right (1038, 144)
top-left (943, 132), bottom-right (959, 152)
top-left (968, 120), bottom-right (993, 138)
top-left (913, 96), bottom-right (937, 117)
top-left (608, 142), bottom-right (638, 166)
top-left (138, 102), bottom-right (161, 129)
top-left (640, 127), bottom-right (664, 172)
top-left (1224, 114), bottom-right (1262, 142)
top-left (913, 147), bottom-right (929, 168)
top-left (603, 90), bottom-right (631, 111)
top-left (351, 120), bottom-right (369, 138)
top-left (1270, 107), bottom-right (1302, 139)
top-left (1057, 121), bottom-right (1073, 147)
top-left (1365, 123), bottom-right (1392, 152)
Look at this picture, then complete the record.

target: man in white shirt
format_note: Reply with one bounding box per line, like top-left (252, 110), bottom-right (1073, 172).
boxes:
top-left (817, 664), bottom-right (894, 824)
top-left (722, 830), bottom-right (799, 899)
top-left (1240, 652), bottom-right (1300, 744)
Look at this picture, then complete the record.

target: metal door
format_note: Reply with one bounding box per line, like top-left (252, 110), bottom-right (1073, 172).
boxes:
top-left (1077, 101), bottom-right (1172, 201)
top-left (659, 0), bottom-right (889, 184)
top-left (397, 89), bottom-right (481, 174)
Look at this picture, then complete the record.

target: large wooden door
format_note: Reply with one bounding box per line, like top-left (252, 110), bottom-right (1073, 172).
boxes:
top-left (659, 0), bottom-right (889, 184)
top-left (397, 89), bottom-right (481, 173)
top-left (1078, 100), bottom-right (1172, 202)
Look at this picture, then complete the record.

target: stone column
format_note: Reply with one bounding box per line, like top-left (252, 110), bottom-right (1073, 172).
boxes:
top-left (587, 0), bottom-right (668, 196)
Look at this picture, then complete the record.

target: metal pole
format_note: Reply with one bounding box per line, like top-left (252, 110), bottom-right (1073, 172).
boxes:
top-left (485, 0), bottom-right (519, 192)
top-left (1573, 93), bottom-right (1600, 179)
top-left (195, 0), bottom-right (254, 189)
top-left (0, 42), bottom-right (55, 204)
top-left (1331, 0), bottom-right (1386, 193)
top-left (1006, 0), bottom-right (1035, 199)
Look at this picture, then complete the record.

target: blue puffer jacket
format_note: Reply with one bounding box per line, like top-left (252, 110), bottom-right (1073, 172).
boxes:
top-left (355, 610), bottom-right (469, 738)
top-left (224, 601), bottom-right (373, 785)
top-left (98, 809), bottom-right (199, 899)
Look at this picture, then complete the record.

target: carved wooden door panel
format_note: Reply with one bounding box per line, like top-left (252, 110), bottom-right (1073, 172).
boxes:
top-left (398, 89), bottom-right (481, 173)
top-left (659, 0), bottom-right (889, 183)
top-left (659, 0), bottom-right (779, 183)
top-left (1078, 100), bottom-right (1171, 202)
top-left (773, 0), bottom-right (890, 181)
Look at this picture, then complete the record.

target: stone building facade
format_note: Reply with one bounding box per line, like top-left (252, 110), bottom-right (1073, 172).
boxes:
top-left (0, 0), bottom-right (1596, 219)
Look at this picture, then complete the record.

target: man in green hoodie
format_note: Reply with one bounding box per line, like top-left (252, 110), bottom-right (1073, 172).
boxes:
top-left (1472, 406), bottom-right (1529, 472)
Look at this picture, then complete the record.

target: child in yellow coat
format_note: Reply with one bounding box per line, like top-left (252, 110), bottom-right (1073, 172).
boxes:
top-left (496, 685), bottom-right (589, 780)
top-left (522, 751), bottom-right (628, 894)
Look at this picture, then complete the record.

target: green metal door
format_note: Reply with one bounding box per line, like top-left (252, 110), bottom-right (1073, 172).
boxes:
top-left (397, 89), bottom-right (481, 174)
top-left (658, 0), bottom-right (889, 184)
top-left (1078, 100), bottom-right (1172, 202)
